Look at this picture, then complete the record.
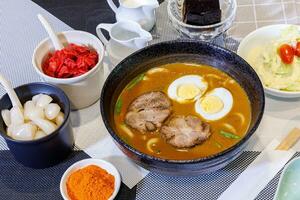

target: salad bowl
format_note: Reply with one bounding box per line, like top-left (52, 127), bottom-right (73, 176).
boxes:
top-left (238, 24), bottom-right (300, 98)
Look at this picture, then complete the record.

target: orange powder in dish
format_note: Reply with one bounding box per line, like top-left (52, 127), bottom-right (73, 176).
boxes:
top-left (66, 165), bottom-right (115, 200)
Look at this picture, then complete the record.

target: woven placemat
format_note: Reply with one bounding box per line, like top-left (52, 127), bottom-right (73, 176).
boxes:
top-left (1, 148), bottom-right (297, 200)
top-left (0, 148), bottom-right (136, 200)
top-left (136, 152), bottom-right (300, 200)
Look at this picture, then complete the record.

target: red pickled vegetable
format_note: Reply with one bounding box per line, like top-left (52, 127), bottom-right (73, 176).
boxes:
top-left (42, 43), bottom-right (99, 78)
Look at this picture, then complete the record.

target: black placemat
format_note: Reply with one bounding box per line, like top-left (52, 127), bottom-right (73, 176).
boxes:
top-left (0, 149), bottom-right (136, 200)
top-left (32, 0), bottom-right (164, 36)
top-left (135, 152), bottom-right (300, 200)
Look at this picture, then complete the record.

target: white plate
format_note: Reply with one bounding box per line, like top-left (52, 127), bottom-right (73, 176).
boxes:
top-left (237, 24), bottom-right (300, 98)
top-left (60, 158), bottom-right (121, 200)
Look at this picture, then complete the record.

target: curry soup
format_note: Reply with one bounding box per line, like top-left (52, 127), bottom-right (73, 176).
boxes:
top-left (114, 63), bottom-right (251, 160)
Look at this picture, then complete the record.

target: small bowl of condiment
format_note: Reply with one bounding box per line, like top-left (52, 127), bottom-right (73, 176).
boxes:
top-left (167, 0), bottom-right (237, 40)
top-left (32, 30), bottom-right (105, 109)
top-left (0, 82), bottom-right (74, 168)
top-left (60, 158), bottom-right (121, 200)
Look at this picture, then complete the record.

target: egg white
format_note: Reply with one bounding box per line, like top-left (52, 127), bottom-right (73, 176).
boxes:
top-left (167, 75), bottom-right (208, 102)
top-left (195, 87), bottom-right (233, 121)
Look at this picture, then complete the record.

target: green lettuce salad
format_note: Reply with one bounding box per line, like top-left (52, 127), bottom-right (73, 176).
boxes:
top-left (256, 26), bottom-right (300, 91)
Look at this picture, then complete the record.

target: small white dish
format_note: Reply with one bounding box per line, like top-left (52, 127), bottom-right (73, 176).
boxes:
top-left (237, 24), bottom-right (300, 98)
top-left (60, 158), bottom-right (121, 200)
top-left (274, 157), bottom-right (300, 200)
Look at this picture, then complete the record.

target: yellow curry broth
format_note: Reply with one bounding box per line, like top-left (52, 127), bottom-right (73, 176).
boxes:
top-left (114, 63), bottom-right (251, 160)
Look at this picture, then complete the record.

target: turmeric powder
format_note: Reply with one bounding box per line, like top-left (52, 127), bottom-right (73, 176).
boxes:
top-left (66, 165), bottom-right (115, 200)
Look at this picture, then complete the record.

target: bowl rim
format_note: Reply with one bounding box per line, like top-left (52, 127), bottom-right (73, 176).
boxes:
top-left (60, 158), bottom-right (121, 200)
top-left (100, 39), bottom-right (265, 164)
top-left (0, 82), bottom-right (71, 144)
top-left (32, 30), bottom-right (105, 84)
top-left (237, 24), bottom-right (300, 96)
top-left (167, 0), bottom-right (237, 29)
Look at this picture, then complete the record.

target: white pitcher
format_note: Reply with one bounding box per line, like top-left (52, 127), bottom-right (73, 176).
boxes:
top-left (96, 20), bottom-right (152, 65)
top-left (107, 0), bottom-right (159, 31)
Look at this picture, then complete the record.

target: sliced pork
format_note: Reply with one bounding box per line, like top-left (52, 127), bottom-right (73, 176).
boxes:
top-left (161, 115), bottom-right (211, 148)
top-left (125, 91), bottom-right (172, 133)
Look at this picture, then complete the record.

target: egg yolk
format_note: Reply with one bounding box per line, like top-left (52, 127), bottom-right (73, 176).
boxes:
top-left (200, 95), bottom-right (224, 114)
top-left (177, 84), bottom-right (200, 100)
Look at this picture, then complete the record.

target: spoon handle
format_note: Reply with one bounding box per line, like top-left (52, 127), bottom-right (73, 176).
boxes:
top-left (37, 14), bottom-right (64, 50)
top-left (0, 74), bottom-right (22, 108)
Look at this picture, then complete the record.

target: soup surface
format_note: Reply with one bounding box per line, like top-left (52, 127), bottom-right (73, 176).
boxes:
top-left (114, 63), bottom-right (251, 160)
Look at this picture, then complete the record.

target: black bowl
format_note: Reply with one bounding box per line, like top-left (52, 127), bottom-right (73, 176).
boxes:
top-left (0, 82), bottom-right (74, 168)
top-left (100, 40), bottom-right (265, 175)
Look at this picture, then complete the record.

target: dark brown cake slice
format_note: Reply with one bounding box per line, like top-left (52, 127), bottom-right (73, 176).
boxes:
top-left (183, 0), bottom-right (222, 26)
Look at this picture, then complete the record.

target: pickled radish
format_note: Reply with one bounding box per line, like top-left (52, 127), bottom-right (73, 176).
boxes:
top-left (10, 123), bottom-right (37, 141)
top-left (2, 93), bottom-right (64, 140)
top-left (24, 101), bottom-right (44, 120)
top-left (34, 130), bottom-right (47, 140)
top-left (45, 103), bottom-right (60, 120)
top-left (36, 94), bottom-right (53, 108)
top-left (32, 118), bottom-right (57, 135)
top-left (32, 94), bottom-right (42, 105)
top-left (10, 106), bottom-right (24, 125)
top-left (6, 126), bottom-right (12, 137)
top-left (42, 43), bottom-right (98, 78)
top-left (1, 109), bottom-right (11, 127)
top-left (55, 112), bottom-right (64, 126)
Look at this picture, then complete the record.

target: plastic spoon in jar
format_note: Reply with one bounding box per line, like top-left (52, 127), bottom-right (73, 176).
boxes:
top-left (0, 73), bottom-right (22, 108)
top-left (37, 13), bottom-right (64, 50)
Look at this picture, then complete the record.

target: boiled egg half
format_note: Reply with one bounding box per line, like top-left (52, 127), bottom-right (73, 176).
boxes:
top-left (195, 87), bottom-right (233, 121)
top-left (167, 75), bottom-right (208, 103)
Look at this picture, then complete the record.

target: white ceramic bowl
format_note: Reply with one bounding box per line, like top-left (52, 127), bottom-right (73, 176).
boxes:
top-left (60, 158), bottom-right (121, 200)
top-left (237, 24), bottom-right (300, 98)
top-left (32, 30), bottom-right (105, 109)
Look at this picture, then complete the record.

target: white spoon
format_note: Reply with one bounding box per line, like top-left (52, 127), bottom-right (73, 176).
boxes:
top-left (0, 73), bottom-right (22, 108)
top-left (37, 13), bottom-right (64, 50)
